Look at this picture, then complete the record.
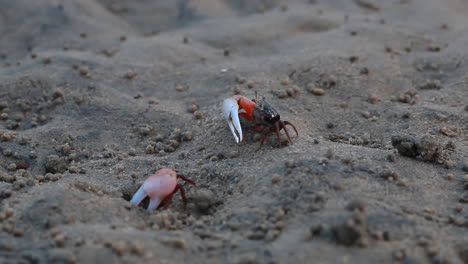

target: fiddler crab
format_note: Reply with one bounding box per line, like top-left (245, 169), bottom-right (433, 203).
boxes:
top-left (223, 95), bottom-right (298, 148)
top-left (130, 169), bottom-right (196, 211)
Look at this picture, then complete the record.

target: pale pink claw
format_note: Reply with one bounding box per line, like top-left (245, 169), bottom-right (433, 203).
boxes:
top-left (130, 169), bottom-right (177, 211)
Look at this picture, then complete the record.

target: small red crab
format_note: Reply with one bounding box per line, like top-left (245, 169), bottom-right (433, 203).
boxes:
top-left (222, 95), bottom-right (298, 148)
top-left (130, 169), bottom-right (196, 211)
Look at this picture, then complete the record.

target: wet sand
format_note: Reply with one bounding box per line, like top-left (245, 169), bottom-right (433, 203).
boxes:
top-left (0, 0), bottom-right (467, 263)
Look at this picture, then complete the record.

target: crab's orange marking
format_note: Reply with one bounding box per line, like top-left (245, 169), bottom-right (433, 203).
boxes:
top-left (233, 95), bottom-right (256, 120)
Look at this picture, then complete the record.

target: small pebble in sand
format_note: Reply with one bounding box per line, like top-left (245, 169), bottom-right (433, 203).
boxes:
top-left (168, 140), bottom-right (179, 149)
top-left (128, 148), bottom-right (136, 156)
top-left (235, 75), bottom-right (246, 84)
top-left (145, 144), bottom-right (155, 154)
top-left (74, 96), bottom-right (85, 105)
top-left (360, 67), bottom-right (369, 75)
top-left (181, 131), bottom-right (193, 141)
top-left (285, 160), bottom-right (295, 168)
top-left (274, 90), bottom-right (289, 99)
top-left (354, 0), bottom-right (381, 10)
top-left (310, 88), bottom-right (325, 96)
top-left (286, 86), bottom-right (300, 97)
top-left (79, 68), bottom-right (90, 78)
top-left (233, 87), bottom-right (242, 95)
top-left (162, 237), bottom-right (187, 249)
top-left (61, 143), bottom-right (71, 154)
top-left (3, 149), bottom-right (12, 156)
top-left (417, 135), bottom-right (442, 161)
top-left (446, 173), bottom-right (454, 181)
top-left (326, 148), bottom-right (335, 160)
top-left (16, 160), bottom-right (29, 170)
top-left (398, 90), bottom-right (419, 105)
top-left (44, 155), bottom-right (68, 174)
top-left (439, 127), bottom-right (458, 137)
top-left (29, 151), bottom-right (37, 159)
top-left (125, 71), bottom-right (137, 79)
top-left (368, 94), bottom-right (379, 104)
top-left (419, 80), bottom-right (443, 90)
top-left (137, 124), bottom-right (153, 136)
top-left (188, 104), bottom-right (198, 113)
top-left (1, 132), bottom-right (13, 141)
top-left (7, 163), bottom-right (17, 171)
top-left (194, 189), bottom-right (216, 211)
top-left (361, 111), bottom-right (371, 119)
top-left (0, 113), bottom-right (8, 120)
top-left (193, 111), bottom-right (203, 119)
top-left (115, 164), bottom-right (125, 173)
top-left (393, 250), bottom-right (406, 261)
top-left (426, 246), bottom-right (439, 258)
top-left (349, 56), bottom-right (359, 63)
top-left (435, 113), bottom-right (448, 121)
top-left (427, 44), bottom-right (441, 52)
top-left (0, 173), bottom-right (16, 183)
top-left (14, 113), bottom-right (24, 121)
top-left (379, 168), bottom-right (400, 181)
top-left (333, 206), bottom-right (369, 246)
top-left (346, 199), bottom-right (366, 212)
top-left (271, 174), bottom-right (280, 184)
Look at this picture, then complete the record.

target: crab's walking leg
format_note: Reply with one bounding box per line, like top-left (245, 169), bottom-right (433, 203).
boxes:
top-left (258, 130), bottom-right (272, 150)
top-left (275, 122), bottom-right (282, 147)
top-left (177, 175), bottom-right (196, 185)
top-left (178, 184), bottom-right (188, 208)
top-left (130, 187), bottom-right (146, 206)
top-left (281, 121), bottom-right (293, 143)
top-left (162, 192), bottom-right (175, 209)
top-left (147, 198), bottom-right (161, 211)
top-left (223, 98), bottom-right (243, 143)
top-left (283, 121), bottom-right (298, 137)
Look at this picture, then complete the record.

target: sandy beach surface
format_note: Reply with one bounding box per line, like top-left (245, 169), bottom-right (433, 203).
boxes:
top-left (0, 0), bottom-right (467, 263)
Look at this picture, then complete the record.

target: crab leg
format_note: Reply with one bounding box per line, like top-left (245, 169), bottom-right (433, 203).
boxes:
top-left (283, 121), bottom-right (298, 137)
top-left (177, 175), bottom-right (196, 185)
top-left (177, 185), bottom-right (188, 208)
top-left (281, 121), bottom-right (293, 143)
top-left (275, 122), bottom-right (282, 147)
top-left (222, 98), bottom-right (243, 143)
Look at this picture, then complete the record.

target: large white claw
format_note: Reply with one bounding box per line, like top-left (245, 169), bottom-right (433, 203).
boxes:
top-left (223, 98), bottom-right (243, 144)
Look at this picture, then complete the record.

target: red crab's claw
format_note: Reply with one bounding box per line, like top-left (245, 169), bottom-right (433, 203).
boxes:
top-left (223, 97), bottom-right (243, 143)
top-left (223, 96), bottom-right (257, 144)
